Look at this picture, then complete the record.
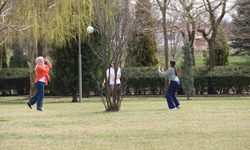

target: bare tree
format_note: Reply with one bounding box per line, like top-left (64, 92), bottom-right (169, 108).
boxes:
top-left (169, 31), bottom-right (183, 61)
top-left (166, 17), bottom-right (184, 61)
top-left (197, 0), bottom-right (235, 69)
top-left (88, 0), bottom-right (143, 111)
top-left (167, 0), bottom-right (206, 66)
top-left (153, 0), bottom-right (171, 92)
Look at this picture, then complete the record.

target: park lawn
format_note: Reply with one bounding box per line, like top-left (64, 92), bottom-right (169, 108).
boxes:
top-left (0, 96), bottom-right (250, 150)
top-left (157, 51), bottom-right (249, 67)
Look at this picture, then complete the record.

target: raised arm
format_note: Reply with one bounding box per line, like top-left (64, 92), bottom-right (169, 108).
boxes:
top-left (44, 58), bottom-right (52, 68)
top-left (102, 69), bottom-right (109, 87)
top-left (158, 66), bottom-right (173, 78)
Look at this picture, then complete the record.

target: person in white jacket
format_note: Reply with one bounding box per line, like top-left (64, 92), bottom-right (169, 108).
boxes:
top-left (102, 60), bottom-right (121, 103)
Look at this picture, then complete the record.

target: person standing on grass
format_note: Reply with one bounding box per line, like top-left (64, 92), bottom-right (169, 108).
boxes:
top-left (102, 60), bottom-right (121, 104)
top-left (158, 60), bottom-right (181, 110)
top-left (26, 56), bottom-right (52, 111)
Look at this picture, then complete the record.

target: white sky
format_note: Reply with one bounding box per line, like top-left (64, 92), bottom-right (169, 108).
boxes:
top-left (130, 0), bottom-right (235, 22)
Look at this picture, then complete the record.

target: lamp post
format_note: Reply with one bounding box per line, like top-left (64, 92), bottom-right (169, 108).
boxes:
top-left (78, 0), bottom-right (82, 102)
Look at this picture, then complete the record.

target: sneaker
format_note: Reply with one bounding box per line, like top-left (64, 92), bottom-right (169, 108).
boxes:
top-left (177, 105), bottom-right (181, 109)
top-left (37, 108), bottom-right (43, 111)
top-left (26, 102), bottom-right (32, 109)
top-left (169, 108), bottom-right (177, 110)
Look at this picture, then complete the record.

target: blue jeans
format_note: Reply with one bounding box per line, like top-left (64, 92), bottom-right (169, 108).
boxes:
top-left (28, 81), bottom-right (45, 109)
top-left (166, 81), bottom-right (180, 109)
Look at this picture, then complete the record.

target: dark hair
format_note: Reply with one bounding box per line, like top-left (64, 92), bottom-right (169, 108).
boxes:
top-left (110, 60), bottom-right (115, 68)
top-left (170, 60), bottom-right (179, 76)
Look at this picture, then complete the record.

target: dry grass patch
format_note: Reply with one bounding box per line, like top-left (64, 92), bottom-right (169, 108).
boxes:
top-left (0, 96), bottom-right (250, 150)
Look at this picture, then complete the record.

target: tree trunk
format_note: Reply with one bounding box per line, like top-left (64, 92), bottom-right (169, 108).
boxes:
top-left (191, 47), bottom-right (195, 66)
top-left (38, 39), bottom-right (43, 56)
top-left (0, 44), bottom-right (2, 69)
top-left (187, 14), bottom-right (196, 66)
top-left (0, 51), bottom-right (2, 70)
top-left (208, 40), bottom-right (215, 70)
top-left (72, 92), bottom-right (78, 102)
top-left (162, 6), bottom-right (169, 94)
top-left (30, 44), bottom-right (37, 97)
top-left (189, 29), bottom-right (195, 66)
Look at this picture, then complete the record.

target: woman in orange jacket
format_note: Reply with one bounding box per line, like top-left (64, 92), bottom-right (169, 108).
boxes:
top-left (26, 56), bottom-right (52, 111)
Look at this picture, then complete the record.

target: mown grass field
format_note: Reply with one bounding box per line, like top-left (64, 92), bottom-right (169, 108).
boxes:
top-left (0, 96), bottom-right (250, 150)
top-left (156, 51), bottom-right (249, 67)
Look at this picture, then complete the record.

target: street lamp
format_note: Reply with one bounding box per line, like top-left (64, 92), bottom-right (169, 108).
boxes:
top-left (78, 0), bottom-right (82, 102)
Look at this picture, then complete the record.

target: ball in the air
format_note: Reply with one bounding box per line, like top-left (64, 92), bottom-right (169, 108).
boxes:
top-left (87, 26), bottom-right (94, 33)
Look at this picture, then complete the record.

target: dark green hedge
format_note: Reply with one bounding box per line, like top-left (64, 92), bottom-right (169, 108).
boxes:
top-left (0, 68), bottom-right (30, 95)
top-left (122, 67), bottom-right (165, 95)
top-left (1, 67), bottom-right (250, 95)
top-left (122, 66), bottom-right (250, 95)
top-left (192, 66), bottom-right (250, 94)
top-left (0, 68), bottom-right (52, 95)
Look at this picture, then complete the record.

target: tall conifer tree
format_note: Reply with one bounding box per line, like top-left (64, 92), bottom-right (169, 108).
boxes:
top-left (51, 32), bottom-right (102, 102)
top-left (231, 0), bottom-right (250, 53)
top-left (126, 0), bottom-right (158, 67)
top-left (214, 25), bottom-right (230, 66)
top-left (2, 43), bottom-right (8, 68)
top-left (180, 38), bottom-right (195, 99)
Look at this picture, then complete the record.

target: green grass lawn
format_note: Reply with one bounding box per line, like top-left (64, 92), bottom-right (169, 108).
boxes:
top-left (157, 51), bottom-right (249, 67)
top-left (0, 96), bottom-right (250, 150)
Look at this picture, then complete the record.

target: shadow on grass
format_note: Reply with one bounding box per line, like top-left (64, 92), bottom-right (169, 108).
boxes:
top-left (91, 110), bottom-right (117, 114)
top-left (91, 107), bottom-right (169, 115)
top-left (145, 109), bottom-right (168, 111)
top-left (0, 100), bottom-right (97, 105)
top-left (0, 97), bottom-right (98, 105)
top-left (229, 61), bottom-right (249, 66)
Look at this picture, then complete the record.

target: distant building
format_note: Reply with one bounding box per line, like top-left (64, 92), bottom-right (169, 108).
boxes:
top-left (194, 36), bottom-right (207, 47)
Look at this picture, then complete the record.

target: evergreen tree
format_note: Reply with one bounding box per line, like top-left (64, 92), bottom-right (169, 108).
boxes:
top-left (51, 32), bottom-right (102, 102)
top-left (214, 25), bottom-right (230, 66)
top-left (180, 38), bottom-right (195, 99)
top-left (9, 43), bottom-right (29, 68)
top-left (2, 43), bottom-right (8, 68)
top-left (126, 0), bottom-right (158, 67)
top-left (203, 25), bottom-right (230, 66)
top-left (127, 34), bottom-right (159, 67)
top-left (231, 0), bottom-right (250, 53)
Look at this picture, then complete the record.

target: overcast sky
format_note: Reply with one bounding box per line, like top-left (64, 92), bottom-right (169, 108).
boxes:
top-left (130, 0), bottom-right (235, 22)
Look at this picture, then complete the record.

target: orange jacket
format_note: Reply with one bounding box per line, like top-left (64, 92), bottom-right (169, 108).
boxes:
top-left (34, 64), bottom-right (52, 86)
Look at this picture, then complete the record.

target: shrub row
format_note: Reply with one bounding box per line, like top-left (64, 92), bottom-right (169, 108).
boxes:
top-left (0, 68), bottom-right (51, 95)
top-left (122, 66), bottom-right (250, 95)
top-left (192, 66), bottom-right (250, 94)
top-left (0, 68), bottom-right (30, 95)
top-left (0, 66), bottom-right (250, 95)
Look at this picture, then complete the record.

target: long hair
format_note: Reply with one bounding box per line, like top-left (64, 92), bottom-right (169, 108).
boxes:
top-left (170, 60), bottom-right (179, 76)
top-left (110, 60), bottom-right (115, 68)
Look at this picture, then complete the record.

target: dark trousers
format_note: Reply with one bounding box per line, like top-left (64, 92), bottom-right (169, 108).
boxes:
top-left (28, 81), bottom-right (45, 109)
top-left (110, 84), bottom-right (121, 103)
top-left (166, 81), bottom-right (180, 109)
